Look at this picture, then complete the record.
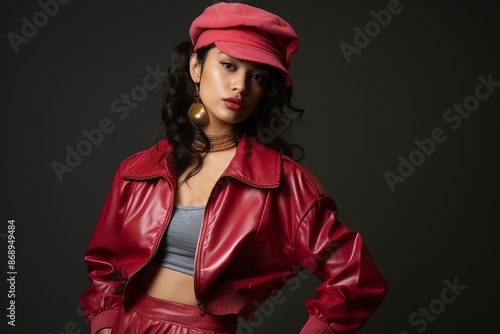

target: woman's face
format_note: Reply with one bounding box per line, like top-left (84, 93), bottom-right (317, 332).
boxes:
top-left (190, 47), bottom-right (270, 133)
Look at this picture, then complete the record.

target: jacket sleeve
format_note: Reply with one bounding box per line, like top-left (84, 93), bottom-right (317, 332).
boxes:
top-left (79, 165), bottom-right (129, 334)
top-left (295, 194), bottom-right (388, 334)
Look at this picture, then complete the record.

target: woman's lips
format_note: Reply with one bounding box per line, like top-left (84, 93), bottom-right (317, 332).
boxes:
top-left (223, 98), bottom-right (243, 111)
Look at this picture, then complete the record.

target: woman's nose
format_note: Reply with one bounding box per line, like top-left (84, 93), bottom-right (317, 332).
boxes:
top-left (231, 72), bottom-right (247, 95)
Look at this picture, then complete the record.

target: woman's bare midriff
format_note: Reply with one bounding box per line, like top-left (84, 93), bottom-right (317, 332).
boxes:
top-left (136, 262), bottom-right (198, 306)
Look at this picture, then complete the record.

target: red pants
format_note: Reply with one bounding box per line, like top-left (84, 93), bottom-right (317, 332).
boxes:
top-left (112, 284), bottom-right (239, 334)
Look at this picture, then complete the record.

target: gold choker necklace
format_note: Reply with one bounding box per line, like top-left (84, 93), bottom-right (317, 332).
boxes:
top-left (193, 130), bottom-right (237, 152)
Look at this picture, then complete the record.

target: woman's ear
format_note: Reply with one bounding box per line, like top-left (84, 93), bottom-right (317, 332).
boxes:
top-left (189, 53), bottom-right (201, 84)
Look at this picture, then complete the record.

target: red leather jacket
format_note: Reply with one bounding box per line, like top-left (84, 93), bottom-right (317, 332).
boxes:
top-left (80, 135), bottom-right (387, 334)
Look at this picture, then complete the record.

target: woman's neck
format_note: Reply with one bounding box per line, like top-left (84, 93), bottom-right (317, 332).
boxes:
top-left (193, 128), bottom-right (237, 153)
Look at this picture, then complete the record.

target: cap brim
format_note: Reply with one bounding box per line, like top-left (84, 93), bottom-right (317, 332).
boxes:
top-left (215, 41), bottom-right (292, 86)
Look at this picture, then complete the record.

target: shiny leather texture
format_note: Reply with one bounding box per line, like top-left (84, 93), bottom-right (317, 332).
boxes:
top-left (80, 135), bottom-right (387, 334)
top-left (112, 284), bottom-right (238, 333)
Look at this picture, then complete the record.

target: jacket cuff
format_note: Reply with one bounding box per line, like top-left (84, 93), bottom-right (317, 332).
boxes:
top-left (90, 309), bottom-right (119, 334)
top-left (300, 315), bottom-right (336, 334)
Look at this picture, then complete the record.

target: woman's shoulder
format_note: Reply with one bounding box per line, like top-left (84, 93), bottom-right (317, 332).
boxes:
top-left (243, 136), bottom-right (327, 197)
top-left (116, 140), bottom-right (173, 178)
top-left (280, 155), bottom-right (327, 197)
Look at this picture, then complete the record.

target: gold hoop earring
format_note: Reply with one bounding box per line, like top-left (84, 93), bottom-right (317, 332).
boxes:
top-left (188, 88), bottom-right (209, 127)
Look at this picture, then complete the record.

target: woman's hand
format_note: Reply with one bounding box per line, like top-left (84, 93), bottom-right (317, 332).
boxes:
top-left (97, 329), bottom-right (112, 334)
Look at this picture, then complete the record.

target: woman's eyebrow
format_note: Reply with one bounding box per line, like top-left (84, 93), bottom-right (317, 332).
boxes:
top-left (218, 52), bottom-right (270, 71)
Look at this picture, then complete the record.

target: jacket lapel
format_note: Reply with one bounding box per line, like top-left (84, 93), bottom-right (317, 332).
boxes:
top-left (120, 135), bottom-right (282, 188)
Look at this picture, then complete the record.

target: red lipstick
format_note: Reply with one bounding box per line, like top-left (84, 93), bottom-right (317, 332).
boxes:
top-left (223, 97), bottom-right (243, 111)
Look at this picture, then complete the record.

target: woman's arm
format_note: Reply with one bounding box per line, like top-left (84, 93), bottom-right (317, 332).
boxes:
top-left (295, 194), bottom-right (388, 334)
top-left (80, 167), bottom-right (129, 334)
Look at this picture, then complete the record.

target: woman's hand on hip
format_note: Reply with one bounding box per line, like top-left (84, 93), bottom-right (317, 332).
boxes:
top-left (97, 329), bottom-right (112, 334)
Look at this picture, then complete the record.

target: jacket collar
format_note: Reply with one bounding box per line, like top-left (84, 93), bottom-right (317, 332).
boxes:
top-left (122, 134), bottom-right (281, 188)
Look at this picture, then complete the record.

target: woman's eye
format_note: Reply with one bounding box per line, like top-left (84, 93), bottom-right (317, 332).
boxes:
top-left (221, 62), bottom-right (235, 70)
top-left (252, 74), bottom-right (266, 83)
top-left (252, 75), bottom-right (262, 82)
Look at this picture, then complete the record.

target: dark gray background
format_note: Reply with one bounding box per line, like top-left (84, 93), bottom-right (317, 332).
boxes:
top-left (1, 0), bottom-right (499, 333)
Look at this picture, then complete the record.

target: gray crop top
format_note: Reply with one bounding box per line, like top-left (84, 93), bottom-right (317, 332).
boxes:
top-left (153, 204), bottom-right (205, 276)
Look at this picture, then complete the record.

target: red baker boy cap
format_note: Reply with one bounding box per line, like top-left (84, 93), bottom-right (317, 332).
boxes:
top-left (189, 2), bottom-right (299, 86)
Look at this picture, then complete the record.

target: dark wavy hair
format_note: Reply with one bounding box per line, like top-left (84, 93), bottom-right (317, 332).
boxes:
top-left (160, 41), bottom-right (305, 180)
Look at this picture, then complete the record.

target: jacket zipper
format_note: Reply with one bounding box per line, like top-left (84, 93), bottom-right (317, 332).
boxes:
top-left (192, 173), bottom-right (277, 315)
top-left (122, 176), bottom-right (175, 301)
top-left (193, 194), bottom-right (210, 315)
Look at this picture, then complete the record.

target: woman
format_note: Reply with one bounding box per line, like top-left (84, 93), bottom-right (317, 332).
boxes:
top-left (80, 3), bottom-right (387, 334)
